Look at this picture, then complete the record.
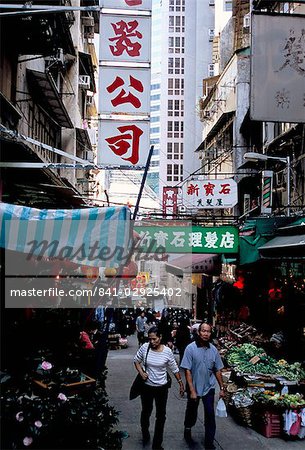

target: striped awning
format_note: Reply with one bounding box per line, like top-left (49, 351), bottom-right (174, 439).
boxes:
top-left (0, 202), bottom-right (132, 268)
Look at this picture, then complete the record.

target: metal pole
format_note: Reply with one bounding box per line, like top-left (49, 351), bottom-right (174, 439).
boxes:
top-left (132, 145), bottom-right (154, 220)
top-left (286, 156), bottom-right (291, 217)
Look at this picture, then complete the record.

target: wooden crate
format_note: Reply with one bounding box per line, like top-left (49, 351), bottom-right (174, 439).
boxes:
top-left (33, 374), bottom-right (96, 395)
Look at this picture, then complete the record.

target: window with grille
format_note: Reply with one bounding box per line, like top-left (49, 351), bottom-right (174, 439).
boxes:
top-left (167, 165), bottom-right (172, 175)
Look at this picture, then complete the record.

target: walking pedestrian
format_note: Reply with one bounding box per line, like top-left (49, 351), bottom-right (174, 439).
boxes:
top-left (175, 318), bottom-right (191, 363)
top-left (180, 322), bottom-right (225, 450)
top-left (133, 326), bottom-right (185, 450)
top-left (136, 310), bottom-right (147, 347)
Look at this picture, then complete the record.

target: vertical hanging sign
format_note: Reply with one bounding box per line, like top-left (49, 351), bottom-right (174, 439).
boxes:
top-left (98, 0), bottom-right (152, 167)
top-left (162, 187), bottom-right (178, 218)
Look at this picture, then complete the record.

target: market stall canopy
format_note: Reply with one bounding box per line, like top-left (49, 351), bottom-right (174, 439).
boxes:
top-left (0, 202), bottom-right (132, 268)
top-left (239, 216), bottom-right (294, 265)
top-left (165, 254), bottom-right (221, 277)
top-left (258, 217), bottom-right (305, 259)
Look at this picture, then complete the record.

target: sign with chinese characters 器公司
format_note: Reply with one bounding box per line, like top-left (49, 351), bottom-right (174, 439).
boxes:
top-left (135, 225), bottom-right (239, 254)
top-left (183, 178), bottom-right (237, 209)
top-left (162, 187), bottom-right (178, 217)
top-left (99, 120), bottom-right (150, 166)
top-left (101, 0), bottom-right (151, 10)
top-left (99, 14), bottom-right (151, 64)
top-left (250, 13), bottom-right (305, 123)
top-left (99, 66), bottom-right (151, 114)
top-left (98, 1), bottom-right (151, 167)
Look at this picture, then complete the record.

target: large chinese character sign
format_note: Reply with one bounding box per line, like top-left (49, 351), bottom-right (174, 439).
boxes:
top-left (98, 1), bottom-right (152, 167)
top-left (251, 13), bottom-right (305, 123)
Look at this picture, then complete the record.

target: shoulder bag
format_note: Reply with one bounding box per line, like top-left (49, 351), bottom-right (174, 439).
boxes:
top-left (129, 345), bottom-right (150, 400)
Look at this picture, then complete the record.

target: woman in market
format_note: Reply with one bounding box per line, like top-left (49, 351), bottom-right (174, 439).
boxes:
top-left (133, 326), bottom-right (185, 450)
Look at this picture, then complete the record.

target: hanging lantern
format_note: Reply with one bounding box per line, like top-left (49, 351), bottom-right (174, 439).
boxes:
top-left (104, 267), bottom-right (117, 277)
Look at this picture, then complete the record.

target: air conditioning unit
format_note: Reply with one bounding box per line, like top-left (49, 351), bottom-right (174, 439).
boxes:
top-left (208, 29), bottom-right (215, 41)
top-left (82, 16), bottom-right (94, 27)
top-left (243, 13), bottom-right (250, 29)
top-left (86, 95), bottom-right (94, 106)
top-left (84, 150), bottom-right (94, 163)
top-left (203, 110), bottom-right (211, 119)
top-left (179, 205), bottom-right (186, 212)
top-left (79, 75), bottom-right (91, 90)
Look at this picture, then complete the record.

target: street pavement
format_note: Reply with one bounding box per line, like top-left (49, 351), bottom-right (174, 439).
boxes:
top-left (106, 334), bottom-right (303, 450)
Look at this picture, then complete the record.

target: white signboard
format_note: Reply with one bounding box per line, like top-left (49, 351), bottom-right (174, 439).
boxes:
top-left (98, 120), bottom-right (150, 166)
top-left (100, 14), bottom-right (151, 63)
top-left (101, 0), bottom-right (152, 10)
top-left (183, 178), bottom-right (238, 209)
top-left (99, 66), bottom-right (151, 114)
top-left (251, 13), bottom-right (305, 123)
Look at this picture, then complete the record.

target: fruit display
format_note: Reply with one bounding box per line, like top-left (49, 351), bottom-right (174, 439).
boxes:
top-left (227, 343), bottom-right (305, 381)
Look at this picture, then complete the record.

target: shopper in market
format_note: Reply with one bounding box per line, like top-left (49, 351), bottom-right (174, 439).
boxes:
top-left (181, 322), bottom-right (225, 450)
top-left (175, 318), bottom-right (192, 363)
top-left (133, 326), bottom-right (185, 450)
top-left (136, 310), bottom-right (147, 347)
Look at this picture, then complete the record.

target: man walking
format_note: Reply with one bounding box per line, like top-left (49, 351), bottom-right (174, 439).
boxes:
top-left (180, 322), bottom-right (225, 450)
top-left (136, 310), bottom-right (147, 346)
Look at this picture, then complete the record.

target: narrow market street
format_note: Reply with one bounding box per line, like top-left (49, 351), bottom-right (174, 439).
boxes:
top-left (106, 334), bottom-right (304, 450)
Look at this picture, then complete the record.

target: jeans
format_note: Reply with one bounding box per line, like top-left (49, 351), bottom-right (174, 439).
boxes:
top-left (184, 389), bottom-right (216, 446)
top-left (140, 384), bottom-right (168, 448)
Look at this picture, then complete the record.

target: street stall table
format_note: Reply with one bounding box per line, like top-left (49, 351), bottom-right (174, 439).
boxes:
top-left (220, 343), bottom-right (305, 439)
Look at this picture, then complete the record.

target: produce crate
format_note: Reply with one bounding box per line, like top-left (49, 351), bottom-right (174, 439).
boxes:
top-left (254, 409), bottom-right (282, 438)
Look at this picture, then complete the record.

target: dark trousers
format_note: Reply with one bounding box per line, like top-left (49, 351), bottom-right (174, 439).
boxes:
top-left (140, 384), bottom-right (168, 448)
top-left (184, 389), bottom-right (216, 446)
top-left (137, 331), bottom-right (145, 345)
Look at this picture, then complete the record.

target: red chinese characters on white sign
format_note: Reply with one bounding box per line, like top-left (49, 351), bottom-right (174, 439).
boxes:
top-left (183, 179), bottom-right (238, 209)
top-left (100, 15), bottom-right (151, 63)
top-left (99, 121), bottom-right (150, 166)
top-left (109, 20), bottom-right (142, 57)
top-left (105, 124), bottom-right (143, 165)
top-left (98, 3), bottom-right (151, 167)
top-left (99, 67), bottom-right (150, 113)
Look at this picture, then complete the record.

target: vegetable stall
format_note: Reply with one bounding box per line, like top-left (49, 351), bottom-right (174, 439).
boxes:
top-left (220, 343), bottom-right (305, 439)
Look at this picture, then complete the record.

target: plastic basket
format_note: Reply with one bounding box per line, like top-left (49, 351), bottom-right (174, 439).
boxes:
top-left (255, 410), bottom-right (282, 438)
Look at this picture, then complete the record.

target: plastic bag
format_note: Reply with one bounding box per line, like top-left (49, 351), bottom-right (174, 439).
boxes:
top-left (216, 398), bottom-right (227, 418)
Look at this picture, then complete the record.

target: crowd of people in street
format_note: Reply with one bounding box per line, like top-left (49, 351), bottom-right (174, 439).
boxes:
top-left (77, 308), bottom-right (226, 449)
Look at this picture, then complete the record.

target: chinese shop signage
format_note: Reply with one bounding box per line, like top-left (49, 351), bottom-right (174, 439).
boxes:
top-left (135, 225), bottom-right (239, 254)
top-left (98, 0), bottom-right (151, 167)
top-left (183, 178), bottom-right (237, 209)
top-left (162, 187), bottom-right (178, 218)
top-left (101, 0), bottom-right (151, 10)
top-left (251, 13), bottom-right (305, 123)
